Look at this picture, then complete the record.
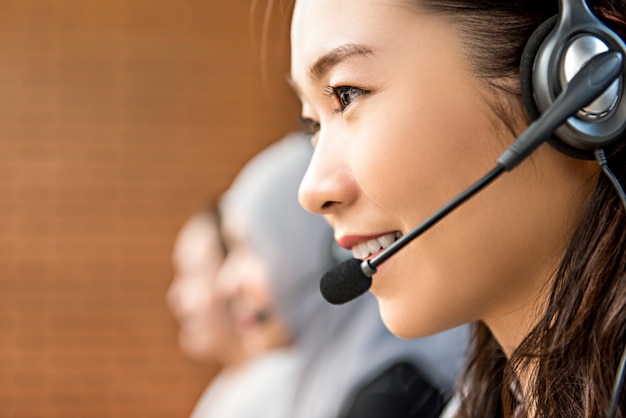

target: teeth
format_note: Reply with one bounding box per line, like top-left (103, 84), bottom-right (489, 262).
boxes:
top-left (367, 239), bottom-right (382, 254)
top-left (352, 242), bottom-right (370, 259)
top-left (377, 234), bottom-right (395, 248)
top-left (352, 232), bottom-right (400, 260)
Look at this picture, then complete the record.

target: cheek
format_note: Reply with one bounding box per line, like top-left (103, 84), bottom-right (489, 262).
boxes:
top-left (349, 90), bottom-right (516, 337)
top-left (232, 261), bottom-right (272, 311)
top-left (243, 280), bottom-right (272, 309)
top-left (374, 247), bottom-right (504, 338)
top-left (206, 248), bottom-right (224, 276)
top-left (351, 86), bottom-right (498, 224)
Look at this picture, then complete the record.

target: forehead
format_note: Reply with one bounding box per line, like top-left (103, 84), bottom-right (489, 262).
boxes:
top-left (175, 218), bottom-right (216, 256)
top-left (290, 0), bottom-right (412, 80)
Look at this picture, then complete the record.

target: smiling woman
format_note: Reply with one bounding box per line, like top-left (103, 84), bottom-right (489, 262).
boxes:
top-left (287, 0), bottom-right (626, 417)
top-left (213, 132), bottom-right (467, 418)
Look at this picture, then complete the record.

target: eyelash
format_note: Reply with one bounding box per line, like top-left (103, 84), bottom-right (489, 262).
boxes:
top-left (298, 85), bottom-right (370, 138)
top-left (324, 85), bottom-right (370, 114)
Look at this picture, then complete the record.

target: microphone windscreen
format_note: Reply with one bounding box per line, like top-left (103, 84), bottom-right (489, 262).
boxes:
top-left (319, 258), bottom-right (372, 305)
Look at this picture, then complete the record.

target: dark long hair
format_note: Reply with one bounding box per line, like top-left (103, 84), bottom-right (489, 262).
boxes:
top-left (412, 1), bottom-right (626, 416)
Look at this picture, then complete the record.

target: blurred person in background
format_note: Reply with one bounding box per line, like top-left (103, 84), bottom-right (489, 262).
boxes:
top-left (168, 206), bottom-right (239, 365)
top-left (216, 132), bottom-right (469, 418)
top-left (168, 206), bottom-right (252, 417)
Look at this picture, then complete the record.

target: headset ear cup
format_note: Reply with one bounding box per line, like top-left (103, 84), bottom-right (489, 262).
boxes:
top-left (520, 15), bottom-right (597, 160)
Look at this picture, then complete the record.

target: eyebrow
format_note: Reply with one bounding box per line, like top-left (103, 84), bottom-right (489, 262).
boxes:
top-left (309, 43), bottom-right (375, 80)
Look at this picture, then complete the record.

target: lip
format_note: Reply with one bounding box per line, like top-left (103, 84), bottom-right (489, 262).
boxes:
top-left (233, 312), bottom-right (261, 332)
top-left (337, 231), bottom-right (399, 250)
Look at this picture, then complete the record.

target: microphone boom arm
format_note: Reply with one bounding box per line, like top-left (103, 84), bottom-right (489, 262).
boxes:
top-left (361, 165), bottom-right (504, 277)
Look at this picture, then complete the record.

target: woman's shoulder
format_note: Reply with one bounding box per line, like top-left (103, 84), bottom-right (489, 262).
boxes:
top-left (341, 361), bottom-right (447, 418)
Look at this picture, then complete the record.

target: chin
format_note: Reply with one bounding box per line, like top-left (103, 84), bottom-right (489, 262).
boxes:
top-left (377, 297), bottom-right (418, 338)
top-left (377, 297), bottom-right (447, 340)
top-left (180, 341), bottom-right (210, 363)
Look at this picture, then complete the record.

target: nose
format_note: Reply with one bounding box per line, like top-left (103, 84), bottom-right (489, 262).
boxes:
top-left (298, 135), bottom-right (359, 215)
top-left (166, 275), bottom-right (195, 317)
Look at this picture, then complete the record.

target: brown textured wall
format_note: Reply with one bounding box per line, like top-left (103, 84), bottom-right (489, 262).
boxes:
top-left (0, 1), bottom-right (299, 417)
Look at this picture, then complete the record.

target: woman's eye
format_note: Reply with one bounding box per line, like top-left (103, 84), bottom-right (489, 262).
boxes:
top-left (325, 85), bottom-right (369, 113)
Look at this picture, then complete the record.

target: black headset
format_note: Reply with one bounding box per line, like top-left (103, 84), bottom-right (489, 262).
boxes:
top-left (520, 0), bottom-right (626, 160)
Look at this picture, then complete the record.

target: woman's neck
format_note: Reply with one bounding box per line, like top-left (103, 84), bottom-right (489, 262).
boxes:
top-left (483, 274), bottom-right (551, 414)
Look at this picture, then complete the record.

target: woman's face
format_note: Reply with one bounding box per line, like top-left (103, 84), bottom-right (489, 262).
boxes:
top-left (168, 214), bottom-right (237, 363)
top-left (216, 215), bottom-right (291, 357)
top-left (291, 0), bottom-right (596, 342)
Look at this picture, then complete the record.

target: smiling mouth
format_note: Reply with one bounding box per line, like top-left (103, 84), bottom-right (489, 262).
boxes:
top-left (351, 232), bottom-right (402, 260)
